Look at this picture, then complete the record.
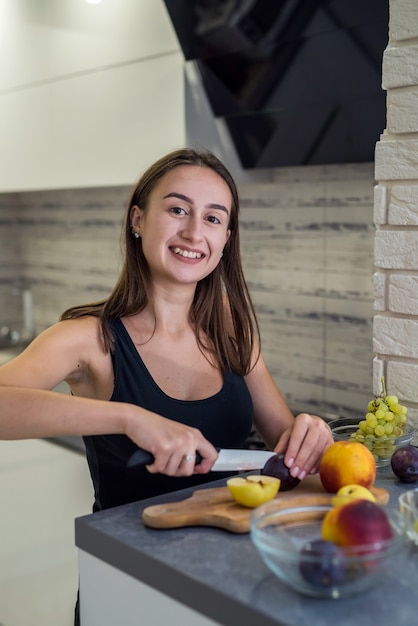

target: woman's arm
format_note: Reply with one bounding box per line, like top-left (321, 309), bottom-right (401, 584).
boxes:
top-left (0, 318), bottom-right (218, 476)
top-left (245, 353), bottom-right (333, 479)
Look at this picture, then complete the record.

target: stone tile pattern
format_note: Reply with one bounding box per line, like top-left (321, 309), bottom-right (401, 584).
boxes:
top-left (0, 163), bottom-right (375, 421)
top-left (239, 164), bottom-right (375, 419)
top-left (374, 0), bottom-right (418, 428)
top-left (0, 186), bottom-right (128, 333)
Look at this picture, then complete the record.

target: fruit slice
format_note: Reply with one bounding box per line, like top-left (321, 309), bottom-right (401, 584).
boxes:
top-left (331, 484), bottom-right (376, 508)
top-left (227, 475), bottom-right (280, 508)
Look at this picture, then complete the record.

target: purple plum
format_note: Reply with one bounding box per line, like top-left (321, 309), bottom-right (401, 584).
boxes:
top-left (299, 539), bottom-right (346, 587)
top-left (261, 453), bottom-right (300, 491)
top-left (391, 445), bottom-right (418, 483)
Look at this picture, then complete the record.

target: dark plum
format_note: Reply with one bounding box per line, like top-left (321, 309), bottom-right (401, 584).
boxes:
top-left (391, 445), bottom-right (418, 483)
top-left (299, 539), bottom-right (346, 587)
top-left (261, 453), bottom-right (300, 491)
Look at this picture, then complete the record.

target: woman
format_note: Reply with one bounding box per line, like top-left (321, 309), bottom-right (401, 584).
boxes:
top-left (0, 148), bottom-right (333, 512)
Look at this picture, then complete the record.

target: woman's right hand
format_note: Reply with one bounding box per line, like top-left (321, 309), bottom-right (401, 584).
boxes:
top-left (124, 407), bottom-right (219, 477)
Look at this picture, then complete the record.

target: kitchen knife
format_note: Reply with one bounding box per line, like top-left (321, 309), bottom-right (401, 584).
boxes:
top-left (126, 448), bottom-right (277, 471)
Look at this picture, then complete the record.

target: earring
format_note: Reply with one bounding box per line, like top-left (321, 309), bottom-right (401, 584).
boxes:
top-left (131, 227), bottom-right (140, 239)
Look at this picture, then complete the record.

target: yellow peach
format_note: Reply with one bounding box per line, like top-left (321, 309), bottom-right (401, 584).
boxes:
top-left (319, 441), bottom-right (376, 493)
top-left (227, 475), bottom-right (280, 508)
top-left (321, 500), bottom-right (393, 547)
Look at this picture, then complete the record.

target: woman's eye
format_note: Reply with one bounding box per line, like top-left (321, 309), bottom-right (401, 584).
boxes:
top-left (206, 215), bottom-right (221, 224)
top-left (170, 206), bottom-right (186, 215)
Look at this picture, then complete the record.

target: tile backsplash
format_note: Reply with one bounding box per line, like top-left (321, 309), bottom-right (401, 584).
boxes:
top-left (0, 162), bottom-right (375, 419)
top-left (239, 163), bottom-right (375, 419)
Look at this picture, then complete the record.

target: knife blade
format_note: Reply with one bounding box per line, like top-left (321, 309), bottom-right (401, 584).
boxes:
top-left (126, 448), bottom-right (277, 471)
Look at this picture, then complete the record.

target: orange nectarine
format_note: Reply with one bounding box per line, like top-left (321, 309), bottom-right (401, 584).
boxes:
top-left (321, 500), bottom-right (393, 548)
top-left (319, 441), bottom-right (376, 493)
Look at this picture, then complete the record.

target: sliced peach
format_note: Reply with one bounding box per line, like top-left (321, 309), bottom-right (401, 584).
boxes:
top-left (227, 475), bottom-right (280, 508)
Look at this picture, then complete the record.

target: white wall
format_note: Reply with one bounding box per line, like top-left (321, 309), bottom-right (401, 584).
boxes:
top-left (0, 0), bottom-right (185, 191)
top-left (373, 0), bottom-right (418, 427)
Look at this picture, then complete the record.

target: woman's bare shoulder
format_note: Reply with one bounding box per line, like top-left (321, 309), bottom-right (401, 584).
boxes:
top-left (0, 316), bottom-right (109, 390)
top-left (34, 315), bottom-right (105, 351)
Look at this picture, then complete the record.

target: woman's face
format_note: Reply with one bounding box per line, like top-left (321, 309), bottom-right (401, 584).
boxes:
top-left (131, 165), bottom-right (232, 287)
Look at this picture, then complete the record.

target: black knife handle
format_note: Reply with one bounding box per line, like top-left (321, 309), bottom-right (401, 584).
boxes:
top-left (126, 448), bottom-right (205, 469)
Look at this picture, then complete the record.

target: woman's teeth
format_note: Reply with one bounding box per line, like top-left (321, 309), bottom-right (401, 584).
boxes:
top-left (172, 247), bottom-right (202, 259)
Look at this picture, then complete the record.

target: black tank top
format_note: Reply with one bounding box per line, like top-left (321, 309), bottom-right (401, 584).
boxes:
top-left (83, 318), bottom-right (254, 511)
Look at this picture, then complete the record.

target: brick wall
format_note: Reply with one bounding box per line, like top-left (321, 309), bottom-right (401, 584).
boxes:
top-left (374, 0), bottom-right (418, 428)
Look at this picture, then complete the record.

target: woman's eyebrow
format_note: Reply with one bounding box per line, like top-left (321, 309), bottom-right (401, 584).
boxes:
top-left (163, 192), bottom-right (229, 215)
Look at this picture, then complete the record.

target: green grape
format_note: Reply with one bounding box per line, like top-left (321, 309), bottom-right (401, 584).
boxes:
top-left (385, 395), bottom-right (399, 406)
top-left (384, 422), bottom-right (394, 435)
top-left (350, 377), bottom-right (409, 462)
top-left (365, 414), bottom-right (378, 428)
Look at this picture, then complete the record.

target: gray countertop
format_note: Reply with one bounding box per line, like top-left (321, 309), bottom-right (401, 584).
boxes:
top-left (75, 467), bottom-right (418, 626)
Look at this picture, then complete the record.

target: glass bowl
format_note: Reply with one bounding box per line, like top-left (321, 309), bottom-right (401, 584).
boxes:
top-left (250, 497), bottom-right (405, 599)
top-left (328, 417), bottom-right (414, 468)
top-left (399, 489), bottom-right (418, 546)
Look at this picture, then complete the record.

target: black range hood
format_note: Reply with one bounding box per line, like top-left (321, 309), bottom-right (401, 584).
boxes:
top-left (164, 0), bottom-right (388, 169)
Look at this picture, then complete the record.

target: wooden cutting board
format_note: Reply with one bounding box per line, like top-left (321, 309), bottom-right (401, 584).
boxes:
top-left (142, 474), bottom-right (389, 534)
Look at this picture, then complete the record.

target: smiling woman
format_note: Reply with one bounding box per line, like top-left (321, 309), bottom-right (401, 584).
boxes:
top-left (0, 147), bottom-right (333, 625)
top-left (0, 146), bottom-right (333, 498)
top-left (130, 166), bottom-right (231, 287)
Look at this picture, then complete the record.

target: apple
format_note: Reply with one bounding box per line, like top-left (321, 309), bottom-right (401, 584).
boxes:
top-left (319, 441), bottom-right (376, 493)
top-left (331, 484), bottom-right (376, 508)
top-left (261, 453), bottom-right (300, 491)
top-left (226, 475), bottom-right (280, 508)
top-left (321, 500), bottom-right (393, 548)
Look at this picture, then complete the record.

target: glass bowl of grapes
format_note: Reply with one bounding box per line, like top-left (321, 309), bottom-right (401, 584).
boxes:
top-left (328, 379), bottom-right (414, 468)
top-left (328, 417), bottom-right (414, 468)
top-left (250, 497), bottom-right (405, 599)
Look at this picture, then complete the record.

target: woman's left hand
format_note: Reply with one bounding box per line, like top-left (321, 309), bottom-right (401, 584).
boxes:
top-left (273, 413), bottom-right (333, 480)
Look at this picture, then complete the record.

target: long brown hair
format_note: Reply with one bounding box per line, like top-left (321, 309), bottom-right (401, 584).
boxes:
top-left (60, 147), bottom-right (260, 375)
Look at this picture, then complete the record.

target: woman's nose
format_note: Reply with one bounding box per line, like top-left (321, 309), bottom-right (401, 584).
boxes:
top-left (181, 216), bottom-right (202, 240)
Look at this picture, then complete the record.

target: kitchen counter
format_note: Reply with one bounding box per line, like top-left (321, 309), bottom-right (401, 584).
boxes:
top-left (75, 469), bottom-right (417, 626)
